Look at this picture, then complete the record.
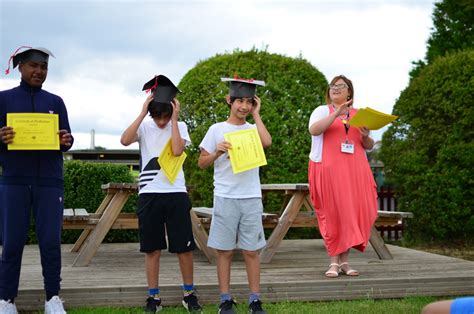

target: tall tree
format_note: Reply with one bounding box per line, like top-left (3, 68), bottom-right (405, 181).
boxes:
top-left (381, 50), bottom-right (474, 241)
top-left (410, 0), bottom-right (474, 79)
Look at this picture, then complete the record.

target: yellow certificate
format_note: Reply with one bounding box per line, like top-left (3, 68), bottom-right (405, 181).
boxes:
top-left (158, 138), bottom-right (187, 184)
top-left (348, 107), bottom-right (398, 130)
top-left (224, 128), bottom-right (267, 174)
top-left (7, 113), bottom-right (59, 150)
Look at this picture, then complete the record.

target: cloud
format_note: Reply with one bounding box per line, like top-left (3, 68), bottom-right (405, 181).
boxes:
top-left (1, 0), bottom-right (435, 148)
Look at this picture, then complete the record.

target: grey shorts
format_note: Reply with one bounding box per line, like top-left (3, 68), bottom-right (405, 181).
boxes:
top-left (207, 196), bottom-right (266, 251)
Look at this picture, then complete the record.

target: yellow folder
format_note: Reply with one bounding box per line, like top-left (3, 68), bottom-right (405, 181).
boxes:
top-left (157, 138), bottom-right (187, 184)
top-left (224, 128), bottom-right (267, 174)
top-left (348, 107), bottom-right (398, 130)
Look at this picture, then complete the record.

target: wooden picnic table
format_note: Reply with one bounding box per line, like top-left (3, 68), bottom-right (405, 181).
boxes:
top-left (193, 184), bottom-right (409, 263)
top-left (275, 184), bottom-right (413, 261)
top-left (64, 182), bottom-right (218, 267)
top-left (64, 182), bottom-right (412, 267)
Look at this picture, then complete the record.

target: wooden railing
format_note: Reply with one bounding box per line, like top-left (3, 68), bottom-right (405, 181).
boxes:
top-left (376, 186), bottom-right (405, 240)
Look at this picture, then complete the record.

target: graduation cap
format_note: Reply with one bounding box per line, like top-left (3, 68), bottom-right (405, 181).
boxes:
top-left (5, 46), bottom-right (55, 75)
top-left (142, 75), bottom-right (181, 104)
top-left (221, 76), bottom-right (265, 98)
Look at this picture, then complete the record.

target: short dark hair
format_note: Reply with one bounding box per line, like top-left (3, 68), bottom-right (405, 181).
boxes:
top-left (148, 102), bottom-right (173, 118)
top-left (228, 96), bottom-right (255, 106)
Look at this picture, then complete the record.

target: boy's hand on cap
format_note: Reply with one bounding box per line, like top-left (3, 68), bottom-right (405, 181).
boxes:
top-left (252, 96), bottom-right (261, 116)
top-left (171, 98), bottom-right (180, 121)
top-left (142, 94), bottom-right (154, 115)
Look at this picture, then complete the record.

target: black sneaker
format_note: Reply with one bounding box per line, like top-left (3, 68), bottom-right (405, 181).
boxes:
top-left (248, 299), bottom-right (267, 314)
top-left (182, 293), bottom-right (202, 312)
top-left (218, 299), bottom-right (237, 314)
top-left (144, 296), bottom-right (162, 312)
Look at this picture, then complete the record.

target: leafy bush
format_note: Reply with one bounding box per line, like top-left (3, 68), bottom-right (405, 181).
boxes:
top-left (380, 50), bottom-right (474, 241)
top-left (178, 49), bottom-right (327, 221)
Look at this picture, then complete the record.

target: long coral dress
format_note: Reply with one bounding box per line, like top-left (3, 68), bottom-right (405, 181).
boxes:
top-left (308, 106), bottom-right (378, 256)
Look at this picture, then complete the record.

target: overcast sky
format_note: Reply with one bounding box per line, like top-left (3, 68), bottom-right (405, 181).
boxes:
top-left (1, 0), bottom-right (436, 149)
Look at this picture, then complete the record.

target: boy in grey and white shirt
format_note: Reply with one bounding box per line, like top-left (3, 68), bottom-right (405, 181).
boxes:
top-left (198, 77), bottom-right (272, 314)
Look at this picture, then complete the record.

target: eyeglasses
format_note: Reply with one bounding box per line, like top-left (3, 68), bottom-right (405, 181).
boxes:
top-left (329, 83), bottom-right (348, 90)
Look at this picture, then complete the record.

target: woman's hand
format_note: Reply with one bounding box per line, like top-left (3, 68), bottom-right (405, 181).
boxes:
top-left (359, 126), bottom-right (374, 149)
top-left (359, 126), bottom-right (370, 138)
top-left (334, 99), bottom-right (353, 116)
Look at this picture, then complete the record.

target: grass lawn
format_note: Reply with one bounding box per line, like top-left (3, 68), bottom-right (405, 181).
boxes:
top-left (58, 296), bottom-right (450, 313)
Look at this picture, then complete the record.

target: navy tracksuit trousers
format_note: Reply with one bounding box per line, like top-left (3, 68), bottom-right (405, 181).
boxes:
top-left (0, 184), bottom-right (64, 300)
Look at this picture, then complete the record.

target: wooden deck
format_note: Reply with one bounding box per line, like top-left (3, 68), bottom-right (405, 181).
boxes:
top-left (8, 239), bottom-right (474, 311)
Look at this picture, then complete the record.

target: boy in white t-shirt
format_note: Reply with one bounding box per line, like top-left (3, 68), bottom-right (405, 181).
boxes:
top-left (198, 77), bottom-right (272, 314)
top-left (121, 75), bottom-right (202, 313)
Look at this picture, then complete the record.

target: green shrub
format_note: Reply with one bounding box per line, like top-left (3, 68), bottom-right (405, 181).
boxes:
top-left (178, 49), bottom-right (327, 224)
top-left (380, 49), bottom-right (474, 241)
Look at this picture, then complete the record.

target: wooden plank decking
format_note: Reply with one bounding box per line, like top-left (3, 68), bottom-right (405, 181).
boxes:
top-left (6, 239), bottom-right (474, 311)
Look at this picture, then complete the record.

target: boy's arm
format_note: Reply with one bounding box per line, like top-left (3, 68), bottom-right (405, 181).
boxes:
top-left (252, 95), bottom-right (272, 148)
top-left (198, 141), bottom-right (231, 169)
top-left (170, 98), bottom-right (186, 156)
top-left (120, 95), bottom-right (153, 146)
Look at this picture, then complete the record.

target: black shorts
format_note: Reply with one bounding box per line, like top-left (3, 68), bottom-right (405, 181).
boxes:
top-left (137, 192), bottom-right (196, 253)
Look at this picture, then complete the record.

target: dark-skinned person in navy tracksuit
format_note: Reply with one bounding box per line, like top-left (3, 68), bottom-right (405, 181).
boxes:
top-left (0, 46), bottom-right (73, 314)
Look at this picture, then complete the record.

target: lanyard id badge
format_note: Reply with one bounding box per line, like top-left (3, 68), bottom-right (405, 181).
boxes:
top-left (341, 141), bottom-right (354, 154)
top-left (340, 110), bottom-right (354, 154)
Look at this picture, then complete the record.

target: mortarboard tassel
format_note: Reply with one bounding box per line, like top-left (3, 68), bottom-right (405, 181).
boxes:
top-left (145, 76), bottom-right (159, 93)
top-left (5, 45), bottom-right (32, 75)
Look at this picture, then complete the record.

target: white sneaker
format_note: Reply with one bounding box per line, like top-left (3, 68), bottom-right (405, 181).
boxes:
top-left (0, 300), bottom-right (18, 314)
top-left (44, 296), bottom-right (66, 314)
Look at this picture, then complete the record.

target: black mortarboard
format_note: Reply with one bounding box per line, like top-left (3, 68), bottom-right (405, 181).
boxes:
top-left (221, 77), bottom-right (265, 98)
top-left (5, 46), bottom-right (55, 75)
top-left (13, 47), bottom-right (54, 68)
top-left (142, 75), bottom-right (181, 104)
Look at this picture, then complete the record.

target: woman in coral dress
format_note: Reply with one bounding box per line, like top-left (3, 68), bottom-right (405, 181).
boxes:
top-left (308, 75), bottom-right (377, 278)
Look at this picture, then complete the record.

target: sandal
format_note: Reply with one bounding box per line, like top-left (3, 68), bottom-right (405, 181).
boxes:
top-left (325, 263), bottom-right (340, 278)
top-left (339, 262), bottom-right (359, 276)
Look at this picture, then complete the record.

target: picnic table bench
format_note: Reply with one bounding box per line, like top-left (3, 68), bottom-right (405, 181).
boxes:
top-left (63, 183), bottom-right (413, 266)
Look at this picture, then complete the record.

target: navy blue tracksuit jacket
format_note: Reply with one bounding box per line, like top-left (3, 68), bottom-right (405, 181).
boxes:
top-left (0, 79), bottom-right (73, 299)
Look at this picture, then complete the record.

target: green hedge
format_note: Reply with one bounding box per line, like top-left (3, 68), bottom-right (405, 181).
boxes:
top-left (61, 160), bottom-right (138, 243)
top-left (380, 50), bottom-right (474, 241)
